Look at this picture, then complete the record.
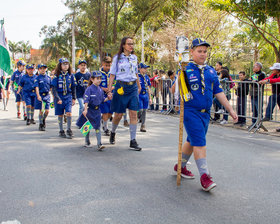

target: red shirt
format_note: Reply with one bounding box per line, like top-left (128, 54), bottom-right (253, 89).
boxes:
top-left (150, 75), bottom-right (159, 88)
top-left (263, 73), bottom-right (280, 83)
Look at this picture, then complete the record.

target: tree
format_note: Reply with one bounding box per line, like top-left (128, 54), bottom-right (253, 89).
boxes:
top-left (206, 0), bottom-right (280, 62)
top-left (8, 41), bottom-right (20, 60)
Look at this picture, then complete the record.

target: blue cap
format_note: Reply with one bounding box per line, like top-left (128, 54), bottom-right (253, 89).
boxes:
top-left (59, 57), bottom-right (69, 63)
top-left (91, 71), bottom-right (102, 78)
top-left (78, 59), bottom-right (87, 65)
top-left (17, 60), bottom-right (26, 66)
top-left (139, 63), bottom-right (150, 69)
top-left (191, 38), bottom-right (210, 48)
top-left (37, 63), bottom-right (47, 69)
top-left (26, 64), bottom-right (34, 69)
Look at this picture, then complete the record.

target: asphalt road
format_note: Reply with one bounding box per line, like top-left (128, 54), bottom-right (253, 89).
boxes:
top-left (0, 98), bottom-right (280, 224)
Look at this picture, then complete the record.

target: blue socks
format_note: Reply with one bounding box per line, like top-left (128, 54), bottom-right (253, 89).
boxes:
top-left (181, 153), bottom-right (191, 168)
top-left (129, 124), bottom-right (137, 140)
top-left (195, 158), bottom-right (209, 176)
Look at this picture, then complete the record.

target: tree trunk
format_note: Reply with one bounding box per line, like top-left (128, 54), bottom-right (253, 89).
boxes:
top-left (113, 0), bottom-right (117, 44)
top-left (97, 0), bottom-right (103, 63)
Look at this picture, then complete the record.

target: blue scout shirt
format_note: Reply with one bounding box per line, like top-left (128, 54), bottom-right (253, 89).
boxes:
top-left (19, 74), bottom-right (37, 94)
top-left (184, 62), bottom-right (223, 111)
top-left (11, 70), bottom-right (24, 88)
top-left (51, 72), bottom-right (77, 98)
top-left (84, 84), bottom-right (104, 107)
top-left (109, 53), bottom-right (138, 82)
top-left (138, 73), bottom-right (151, 95)
top-left (75, 71), bottom-right (90, 98)
top-left (34, 73), bottom-right (51, 94)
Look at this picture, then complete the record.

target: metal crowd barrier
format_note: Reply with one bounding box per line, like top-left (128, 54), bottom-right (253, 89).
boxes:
top-left (149, 78), bottom-right (280, 133)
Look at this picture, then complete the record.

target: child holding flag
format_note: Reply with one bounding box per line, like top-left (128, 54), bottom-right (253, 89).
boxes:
top-left (17, 64), bottom-right (37, 125)
top-left (51, 58), bottom-right (77, 139)
top-left (76, 71), bottom-right (107, 150)
top-left (34, 64), bottom-right (52, 131)
top-left (173, 38), bottom-right (238, 192)
top-left (10, 60), bottom-right (27, 119)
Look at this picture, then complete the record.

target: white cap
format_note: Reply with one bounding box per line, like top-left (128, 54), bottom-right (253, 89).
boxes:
top-left (269, 63), bottom-right (280, 70)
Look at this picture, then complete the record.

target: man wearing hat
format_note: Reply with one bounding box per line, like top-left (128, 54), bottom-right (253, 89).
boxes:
top-left (138, 62), bottom-right (151, 132)
top-left (34, 64), bottom-right (52, 131)
top-left (17, 64), bottom-right (37, 125)
top-left (75, 59), bottom-right (90, 116)
top-left (259, 63), bottom-right (280, 130)
top-left (10, 60), bottom-right (27, 119)
top-left (173, 38), bottom-right (238, 191)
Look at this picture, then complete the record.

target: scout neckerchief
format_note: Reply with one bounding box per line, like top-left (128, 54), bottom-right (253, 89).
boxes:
top-left (192, 62), bottom-right (207, 95)
top-left (100, 68), bottom-right (109, 84)
top-left (140, 73), bottom-right (148, 93)
top-left (62, 71), bottom-right (67, 95)
top-left (124, 53), bottom-right (134, 75)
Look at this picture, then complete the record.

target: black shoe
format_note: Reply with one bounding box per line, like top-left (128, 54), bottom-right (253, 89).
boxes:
top-left (30, 119), bottom-right (36, 124)
top-left (276, 128), bottom-right (280, 132)
top-left (24, 115), bottom-right (27, 120)
top-left (66, 129), bottom-right (74, 139)
top-left (39, 124), bottom-right (44, 131)
top-left (110, 132), bottom-right (116, 144)
top-left (129, 139), bottom-right (142, 151)
top-left (104, 129), bottom-right (110, 136)
top-left (59, 130), bottom-right (66, 138)
top-left (26, 119), bottom-right (31, 125)
top-left (97, 144), bottom-right (105, 151)
top-left (123, 120), bottom-right (129, 127)
top-left (43, 118), bottom-right (46, 128)
top-left (262, 117), bottom-right (270, 122)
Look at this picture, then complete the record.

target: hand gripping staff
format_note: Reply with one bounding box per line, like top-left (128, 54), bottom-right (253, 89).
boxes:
top-left (175, 36), bottom-right (192, 186)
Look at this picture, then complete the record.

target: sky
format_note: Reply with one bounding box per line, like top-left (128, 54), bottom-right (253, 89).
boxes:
top-left (0, 0), bottom-right (70, 49)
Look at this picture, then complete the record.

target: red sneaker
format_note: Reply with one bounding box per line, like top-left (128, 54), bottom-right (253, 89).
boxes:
top-left (174, 164), bottom-right (195, 179)
top-left (17, 112), bottom-right (21, 119)
top-left (200, 173), bottom-right (216, 191)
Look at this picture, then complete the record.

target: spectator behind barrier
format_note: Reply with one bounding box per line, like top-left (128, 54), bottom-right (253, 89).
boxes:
top-left (235, 71), bottom-right (249, 126)
top-left (259, 63), bottom-right (280, 125)
top-left (248, 62), bottom-right (265, 129)
top-left (150, 69), bottom-right (159, 110)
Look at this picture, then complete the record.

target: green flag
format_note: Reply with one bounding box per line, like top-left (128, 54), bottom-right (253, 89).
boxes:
top-left (0, 24), bottom-right (13, 75)
top-left (80, 120), bottom-right (93, 136)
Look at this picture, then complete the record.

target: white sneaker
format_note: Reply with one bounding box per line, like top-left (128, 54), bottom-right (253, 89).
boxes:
top-left (220, 119), bottom-right (228, 125)
top-left (216, 109), bottom-right (224, 114)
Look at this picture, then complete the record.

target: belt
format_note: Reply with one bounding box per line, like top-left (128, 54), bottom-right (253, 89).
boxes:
top-left (117, 80), bottom-right (136, 85)
top-left (89, 105), bottom-right (99, 110)
top-left (32, 90), bottom-right (35, 93)
top-left (41, 92), bottom-right (48, 96)
top-left (200, 109), bottom-right (206, 113)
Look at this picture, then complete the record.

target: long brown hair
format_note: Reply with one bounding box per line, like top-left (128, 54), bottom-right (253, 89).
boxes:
top-left (117, 37), bottom-right (133, 60)
top-left (54, 62), bottom-right (73, 77)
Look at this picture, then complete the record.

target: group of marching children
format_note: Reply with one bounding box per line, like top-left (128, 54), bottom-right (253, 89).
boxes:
top-left (8, 51), bottom-right (153, 150)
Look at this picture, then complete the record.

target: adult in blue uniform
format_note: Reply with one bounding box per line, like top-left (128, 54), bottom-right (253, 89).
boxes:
top-left (173, 38), bottom-right (238, 191)
top-left (100, 56), bottom-right (114, 136)
top-left (75, 59), bottom-right (90, 116)
top-left (17, 64), bottom-right (37, 125)
top-left (107, 37), bottom-right (142, 151)
top-left (138, 63), bottom-right (151, 132)
top-left (77, 71), bottom-right (107, 150)
top-left (51, 58), bottom-right (77, 139)
top-left (10, 60), bottom-right (27, 119)
top-left (34, 64), bottom-right (52, 131)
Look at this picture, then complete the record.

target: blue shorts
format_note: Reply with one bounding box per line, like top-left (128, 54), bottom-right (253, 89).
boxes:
top-left (100, 100), bottom-right (112, 114)
top-left (15, 91), bottom-right (23, 102)
top-left (23, 92), bottom-right (36, 107)
top-left (54, 95), bottom-right (72, 115)
top-left (183, 109), bottom-right (210, 147)
top-left (139, 94), bottom-right (149, 110)
top-left (111, 82), bottom-right (139, 113)
top-left (35, 94), bottom-right (51, 110)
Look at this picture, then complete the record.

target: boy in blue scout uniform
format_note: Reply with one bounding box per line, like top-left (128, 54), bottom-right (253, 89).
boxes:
top-left (51, 58), bottom-right (77, 139)
top-left (107, 37), bottom-right (142, 151)
top-left (10, 60), bottom-right (27, 119)
top-left (173, 38), bottom-right (238, 192)
top-left (76, 71), bottom-right (107, 150)
top-left (17, 64), bottom-right (37, 125)
top-left (138, 62), bottom-right (151, 132)
top-left (75, 59), bottom-right (90, 116)
top-left (34, 64), bottom-right (52, 131)
top-left (100, 56), bottom-right (114, 136)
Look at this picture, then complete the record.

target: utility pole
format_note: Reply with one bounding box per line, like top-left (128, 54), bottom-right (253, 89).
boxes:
top-left (72, 8), bottom-right (76, 71)
top-left (141, 22), bottom-right (144, 63)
